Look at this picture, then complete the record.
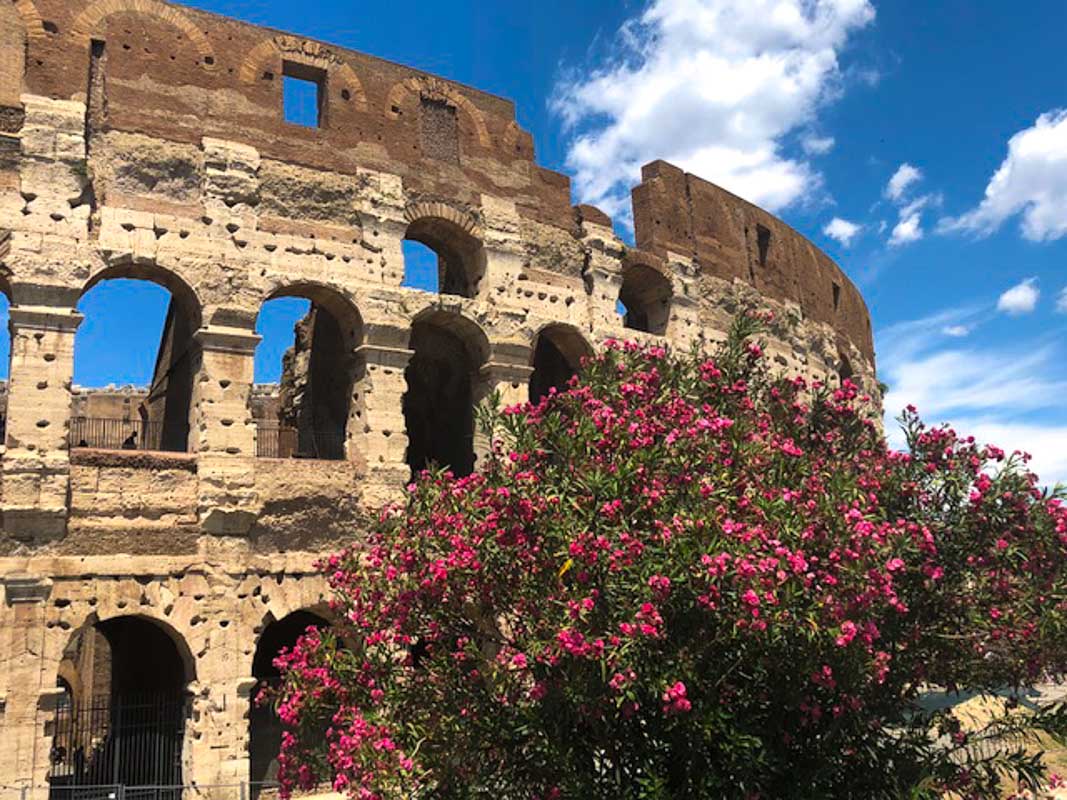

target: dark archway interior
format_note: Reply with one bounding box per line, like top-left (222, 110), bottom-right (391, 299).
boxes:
top-left (275, 304), bottom-right (351, 459)
top-left (250, 611), bottom-right (329, 794)
top-left (404, 217), bottom-right (484, 298)
top-left (619, 264), bottom-right (672, 335)
top-left (404, 321), bottom-right (476, 477)
top-left (529, 329), bottom-right (587, 404)
top-left (49, 617), bottom-right (189, 794)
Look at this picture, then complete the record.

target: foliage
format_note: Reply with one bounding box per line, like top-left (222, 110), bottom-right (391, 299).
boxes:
top-left (273, 316), bottom-right (1067, 799)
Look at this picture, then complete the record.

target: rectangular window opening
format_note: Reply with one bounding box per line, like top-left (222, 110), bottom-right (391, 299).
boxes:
top-left (282, 62), bottom-right (325, 128)
top-left (832, 281), bottom-right (841, 312)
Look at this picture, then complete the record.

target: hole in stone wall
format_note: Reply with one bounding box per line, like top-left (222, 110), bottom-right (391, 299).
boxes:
top-left (401, 239), bottom-right (440, 292)
top-left (252, 290), bottom-right (359, 460)
top-left (250, 610), bottom-right (330, 797)
top-left (832, 281), bottom-right (842, 312)
top-left (403, 217), bottom-right (485, 298)
top-left (619, 264), bottom-right (672, 336)
top-left (404, 317), bottom-right (483, 477)
top-left (51, 616), bottom-right (192, 789)
top-left (282, 61), bottom-right (325, 128)
top-left (756, 224), bottom-right (772, 267)
top-left (74, 277), bottom-right (197, 453)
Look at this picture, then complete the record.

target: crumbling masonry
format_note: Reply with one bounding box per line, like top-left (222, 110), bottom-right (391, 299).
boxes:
top-left (0, 0), bottom-right (878, 795)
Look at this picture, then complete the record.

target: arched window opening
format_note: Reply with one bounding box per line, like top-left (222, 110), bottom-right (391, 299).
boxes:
top-left (401, 239), bottom-right (441, 292)
top-left (49, 616), bottom-right (192, 796)
top-left (253, 288), bottom-right (361, 461)
top-left (250, 610), bottom-right (330, 797)
top-left (529, 325), bottom-right (593, 404)
top-left (72, 272), bottom-right (200, 453)
top-left (404, 314), bottom-right (487, 478)
top-left (403, 217), bottom-right (484, 298)
top-left (618, 264), bottom-right (672, 335)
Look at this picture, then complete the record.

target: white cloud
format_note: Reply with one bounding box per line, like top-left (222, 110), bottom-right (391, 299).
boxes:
top-left (823, 217), bottom-right (862, 246)
top-left (879, 306), bottom-right (1067, 486)
top-left (996, 277), bottom-right (1040, 315)
top-left (888, 212), bottom-right (922, 246)
top-left (802, 134), bottom-right (836, 156)
top-left (940, 109), bottom-right (1067, 241)
top-left (1057, 287), bottom-right (1067, 313)
top-left (885, 163), bottom-right (923, 202)
top-left (552, 0), bottom-right (876, 220)
top-left (942, 324), bottom-right (971, 337)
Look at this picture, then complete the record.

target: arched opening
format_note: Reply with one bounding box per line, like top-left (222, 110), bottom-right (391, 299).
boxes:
top-left (250, 610), bottom-right (330, 797)
top-left (529, 324), bottom-right (593, 404)
top-left (72, 267), bottom-right (201, 453)
top-left (403, 311), bottom-right (488, 478)
top-left (49, 616), bottom-right (193, 796)
top-left (618, 263), bottom-right (672, 335)
top-left (252, 286), bottom-right (362, 461)
top-left (403, 216), bottom-right (485, 298)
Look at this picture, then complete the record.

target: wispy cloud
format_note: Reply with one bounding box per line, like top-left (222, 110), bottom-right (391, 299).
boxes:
top-left (802, 134), bottom-right (836, 156)
top-left (885, 163), bottom-right (922, 202)
top-left (879, 304), bottom-right (1067, 485)
top-left (996, 277), bottom-right (1040, 315)
top-left (551, 0), bottom-right (876, 221)
top-left (1057, 287), bottom-right (1067, 313)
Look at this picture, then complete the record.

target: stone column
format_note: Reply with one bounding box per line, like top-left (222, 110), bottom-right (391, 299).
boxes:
top-left (0, 576), bottom-right (53, 791)
top-left (190, 325), bottom-right (261, 535)
top-left (353, 323), bottom-right (413, 507)
top-left (2, 304), bottom-right (82, 543)
top-left (473, 342), bottom-right (533, 467)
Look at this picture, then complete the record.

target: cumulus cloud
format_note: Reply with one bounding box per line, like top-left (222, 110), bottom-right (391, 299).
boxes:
top-left (552, 0), bottom-right (876, 221)
top-left (996, 277), bottom-right (1040, 315)
top-left (802, 134), bottom-right (836, 156)
top-left (888, 212), bottom-right (922, 246)
top-left (823, 217), bottom-right (862, 246)
top-left (885, 163), bottom-right (922, 202)
top-left (879, 306), bottom-right (1067, 486)
top-left (940, 110), bottom-right (1067, 241)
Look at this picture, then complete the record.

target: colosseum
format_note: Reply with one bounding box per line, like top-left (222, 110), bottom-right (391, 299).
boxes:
top-left (0, 0), bottom-right (877, 796)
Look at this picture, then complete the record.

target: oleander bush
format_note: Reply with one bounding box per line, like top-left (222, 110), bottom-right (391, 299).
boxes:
top-left (272, 316), bottom-right (1067, 799)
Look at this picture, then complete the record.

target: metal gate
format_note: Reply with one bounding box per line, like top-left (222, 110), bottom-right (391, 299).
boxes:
top-left (48, 693), bottom-right (186, 800)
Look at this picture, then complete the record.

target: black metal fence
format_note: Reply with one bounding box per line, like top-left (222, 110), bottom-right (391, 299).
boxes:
top-left (255, 423), bottom-right (345, 461)
top-left (48, 694), bottom-right (186, 800)
top-left (68, 419), bottom-right (189, 454)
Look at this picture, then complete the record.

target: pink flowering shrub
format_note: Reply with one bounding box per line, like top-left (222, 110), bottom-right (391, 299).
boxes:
top-left (274, 317), bottom-right (1067, 799)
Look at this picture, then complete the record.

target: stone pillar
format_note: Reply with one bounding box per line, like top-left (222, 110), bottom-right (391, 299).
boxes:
top-left (190, 325), bottom-right (261, 535)
top-left (586, 264), bottom-right (625, 335)
top-left (0, 576), bottom-right (53, 791)
top-left (473, 342), bottom-right (533, 467)
top-left (2, 304), bottom-right (82, 543)
top-left (353, 323), bottom-right (413, 507)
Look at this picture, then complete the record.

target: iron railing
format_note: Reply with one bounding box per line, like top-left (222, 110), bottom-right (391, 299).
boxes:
top-left (48, 693), bottom-right (186, 800)
top-left (255, 423), bottom-right (345, 461)
top-left (68, 419), bottom-right (188, 454)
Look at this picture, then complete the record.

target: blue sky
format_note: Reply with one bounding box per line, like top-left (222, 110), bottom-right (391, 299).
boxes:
top-left (20, 0), bottom-right (1067, 483)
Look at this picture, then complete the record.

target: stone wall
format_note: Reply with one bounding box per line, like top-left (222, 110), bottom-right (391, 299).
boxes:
top-left (0, 0), bottom-right (879, 794)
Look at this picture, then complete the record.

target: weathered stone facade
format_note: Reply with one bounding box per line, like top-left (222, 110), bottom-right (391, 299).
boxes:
top-left (0, 0), bottom-right (877, 794)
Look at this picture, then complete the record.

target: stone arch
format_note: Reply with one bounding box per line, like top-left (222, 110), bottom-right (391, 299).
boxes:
top-left (403, 202), bottom-right (485, 298)
top-left (12, 0), bottom-right (45, 41)
top-left (253, 283), bottom-right (364, 460)
top-left (70, 0), bottom-right (218, 69)
top-left (49, 612), bottom-right (195, 789)
top-left (238, 36), bottom-right (368, 112)
top-left (386, 76), bottom-right (491, 148)
top-left (619, 256), bottom-right (673, 336)
top-left (529, 323), bottom-right (593, 404)
top-left (404, 308), bottom-right (490, 477)
top-left (75, 260), bottom-right (203, 452)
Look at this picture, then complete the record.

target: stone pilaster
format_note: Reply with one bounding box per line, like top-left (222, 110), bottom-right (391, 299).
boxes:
top-left (0, 576), bottom-right (52, 791)
top-left (2, 305), bottom-right (82, 543)
top-left (473, 342), bottom-right (534, 466)
top-left (354, 323), bottom-right (414, 506)
top-left (191, 325), bottom-right (261, 535)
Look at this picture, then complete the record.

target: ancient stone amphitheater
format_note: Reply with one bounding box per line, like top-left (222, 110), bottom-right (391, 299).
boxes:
top-left (0, 0), bottom-right (876, 796)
